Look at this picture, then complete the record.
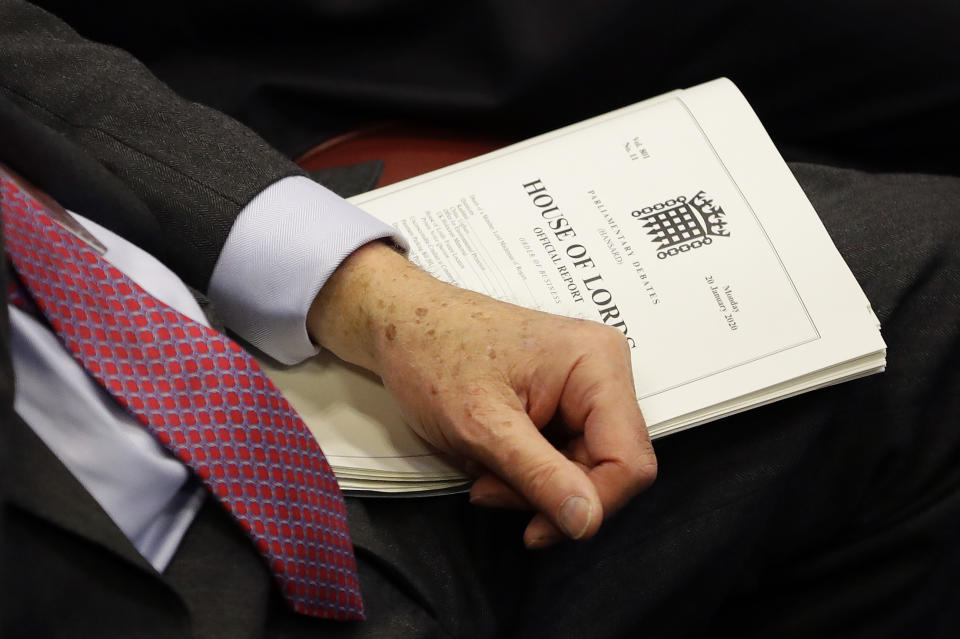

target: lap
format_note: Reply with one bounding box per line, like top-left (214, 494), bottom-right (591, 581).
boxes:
top-left (166, 163), bottom-right (960, 638)
top-left (357, 163), bottom-right (960, 638)
top-left (510, 164), bottom-right (960, 638)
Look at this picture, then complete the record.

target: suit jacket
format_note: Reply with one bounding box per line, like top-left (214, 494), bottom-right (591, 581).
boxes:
top-left (0, 2), bottom-right (307, 635)
top-left (0, 6), bottom-right (496, 638)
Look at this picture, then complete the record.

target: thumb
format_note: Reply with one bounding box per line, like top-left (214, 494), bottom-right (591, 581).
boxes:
top-left (465, 410), bottom-right (603, 542)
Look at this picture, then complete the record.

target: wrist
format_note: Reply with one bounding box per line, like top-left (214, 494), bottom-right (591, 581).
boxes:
top-left (306, 240), bottom-right (423, 374)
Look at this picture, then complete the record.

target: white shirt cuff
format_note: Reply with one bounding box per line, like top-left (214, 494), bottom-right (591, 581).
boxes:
top-left (208, 176), bottom-right (407, 365)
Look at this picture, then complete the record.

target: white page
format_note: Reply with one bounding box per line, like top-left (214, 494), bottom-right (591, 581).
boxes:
top-left (351, 78), bottom-right (884, 430)
top-left (262, 78), bottom-right (884, 491)
top-left (256, 352), bottom-right (463, 477)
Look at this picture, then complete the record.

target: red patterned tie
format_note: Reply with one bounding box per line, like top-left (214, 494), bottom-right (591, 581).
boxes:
top-left (1, 168), bottom-right (363, 620)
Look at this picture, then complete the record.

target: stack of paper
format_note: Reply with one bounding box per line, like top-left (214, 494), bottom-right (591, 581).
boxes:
top-left (256, 353), bottom-right (468, 494)
top-left (258, 78), bottom-right (885, 494)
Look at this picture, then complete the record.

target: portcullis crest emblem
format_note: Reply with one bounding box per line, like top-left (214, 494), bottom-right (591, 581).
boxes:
top-left (632, 191), bottom-right (729, 259)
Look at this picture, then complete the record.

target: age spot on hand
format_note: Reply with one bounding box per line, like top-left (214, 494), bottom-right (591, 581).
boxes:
top-left (385, 324), bottom-right (397, 341)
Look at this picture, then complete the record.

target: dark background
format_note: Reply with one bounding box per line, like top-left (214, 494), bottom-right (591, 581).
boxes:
top-left (33, 0), bottom-right (960, 174)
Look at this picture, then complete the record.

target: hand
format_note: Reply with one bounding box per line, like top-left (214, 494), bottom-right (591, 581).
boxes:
top-left (308, 241), bottom-right (657, 547)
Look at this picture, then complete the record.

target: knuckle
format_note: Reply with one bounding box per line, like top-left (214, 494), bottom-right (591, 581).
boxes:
top-left (447, 393), bottom-right (511, 452)
top-left (581, 378), bottom-right (607, 406)
top-left (595, 323), bottom-right (629, 348)
top-left (448, 415), bottom-right (493, 451)
top-left (568, 324), bottom-right (630, 363)
top-left (630, 455), bottom-right (658, 491)
top-left (519, 458), bottom-right (563, 504)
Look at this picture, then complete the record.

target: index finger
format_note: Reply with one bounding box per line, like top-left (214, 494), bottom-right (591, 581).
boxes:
top-left (562, 338), bottom-right (657, 515)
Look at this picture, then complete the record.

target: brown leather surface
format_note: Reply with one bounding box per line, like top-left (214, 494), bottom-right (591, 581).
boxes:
top-left (296, 123), bottom-right (508, 188)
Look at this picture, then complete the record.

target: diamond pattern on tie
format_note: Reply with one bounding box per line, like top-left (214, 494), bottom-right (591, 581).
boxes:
top-left (1, 172), bottom-right (363, 620)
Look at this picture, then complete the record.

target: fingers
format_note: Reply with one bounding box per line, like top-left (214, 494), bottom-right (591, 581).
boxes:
top-left (469, 474), bottom-right (571, 549)
top-left (563, 332), bottom-right (658, 515)
top-left (582, 399), bottom-right (657, 516)
top-left (523, 513), bottom-right (566, 548)
top-left (469, 452), bottom-right (592, 510)
top-left (459, 408), bottom-right (604, 546)
top-left (469, 473), bottom-right (530, 509)
top-left (469, 431), bottom-right (653, 550)
top-left (465, 326), bottom-right (656, 549)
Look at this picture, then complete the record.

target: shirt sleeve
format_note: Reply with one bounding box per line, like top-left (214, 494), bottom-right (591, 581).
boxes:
top-left (207, 176), bottom-right (407, 365)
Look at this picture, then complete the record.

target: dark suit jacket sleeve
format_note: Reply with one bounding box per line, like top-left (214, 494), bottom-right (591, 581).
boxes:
top-left (0, 0), bottom-right (306, 289)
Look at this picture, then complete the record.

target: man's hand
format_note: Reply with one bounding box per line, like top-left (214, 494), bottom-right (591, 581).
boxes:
top-left (308, 241), bottom-right (657, 547)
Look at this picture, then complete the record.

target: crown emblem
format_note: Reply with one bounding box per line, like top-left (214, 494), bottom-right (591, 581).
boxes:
top-left (632, 191), bottom-right (730, 259)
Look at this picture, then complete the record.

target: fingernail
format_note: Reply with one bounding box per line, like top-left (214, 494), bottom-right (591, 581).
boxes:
top-left (470, 493), bottom-right (497, 508)
top-left (525, 530), bottom-right (564, 550)
top-left (558, 495), bottom-right (593, 539)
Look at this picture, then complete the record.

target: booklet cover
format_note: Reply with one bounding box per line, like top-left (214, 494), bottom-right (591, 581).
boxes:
top-left (258, 78), bottom-right (885, 494)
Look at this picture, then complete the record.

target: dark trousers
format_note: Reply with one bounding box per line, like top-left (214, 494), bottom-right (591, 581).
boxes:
top-left (160, 163), bottom-right (960, 639)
